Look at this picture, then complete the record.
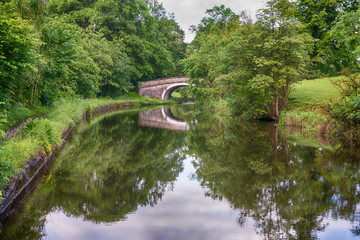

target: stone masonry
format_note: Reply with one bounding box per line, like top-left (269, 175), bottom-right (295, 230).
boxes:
top-left (139, 77), bottom-right (189, 100)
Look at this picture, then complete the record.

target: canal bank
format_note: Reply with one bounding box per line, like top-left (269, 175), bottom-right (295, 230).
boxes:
top-left (0, 96), bottom-right (168, 228)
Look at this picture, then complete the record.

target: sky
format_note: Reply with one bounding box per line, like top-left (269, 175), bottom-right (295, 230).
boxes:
top-left (160, 0), bottom-right (267, 42)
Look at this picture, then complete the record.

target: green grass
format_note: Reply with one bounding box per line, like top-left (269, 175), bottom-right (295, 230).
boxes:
top-left (0, 95), bottom-right (165, 195)
top-left (289, 76), bottom-right (342, 108)
top-left (170, 91), bottom-right (182, 98)
top-left (280, 76), bottom-right (343, 135)
top-left (0, 104), bottom-right (50, 131)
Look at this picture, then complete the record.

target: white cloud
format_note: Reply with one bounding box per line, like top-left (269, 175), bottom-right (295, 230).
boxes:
top-left (160, 0), bottom-right (266, 42)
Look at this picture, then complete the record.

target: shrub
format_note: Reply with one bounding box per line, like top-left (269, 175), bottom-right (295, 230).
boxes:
top-left (330, 69), bottom-right (360, 138)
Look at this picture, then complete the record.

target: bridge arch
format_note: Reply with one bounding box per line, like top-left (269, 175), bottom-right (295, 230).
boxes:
top-left (139, 107), bottom-right (190, 131)
top-left (139, 77), bottom-right (191, 100)
top-left (161, 83), bottom-right (189, 100)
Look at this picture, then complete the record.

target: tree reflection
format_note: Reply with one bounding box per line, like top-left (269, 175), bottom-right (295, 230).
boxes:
top-left (186, 114), bottom-right (360, 240)
top-left (1, 111), bottom-right (185, 239)
top-left (2, 106), bottom-right (360, 240)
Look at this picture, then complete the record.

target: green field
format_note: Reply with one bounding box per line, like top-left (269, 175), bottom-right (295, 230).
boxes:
top-left (289, 76), bottom-right (342, 107)
top-left (280, 75), bottom-right (344, 134)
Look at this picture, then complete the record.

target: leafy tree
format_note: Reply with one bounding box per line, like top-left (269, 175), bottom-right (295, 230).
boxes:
top-left (247, 0), bottom-right (313, 120)
top-left (39, 19), bottom-right (100, 104)
top-left (319, 10), bottom-right (360, 74)
top-left (47, 0), bottom-right (186, 84)
top-left (0, 1), bottom-right (38, 108)
top-left (183, 0), bottom-right (314, 120)
top-left (296, 0), bottom-right (360, 75)
top-left (81, 29), bottom-right (133, 97)
top-left (296, 0), bottom-right (340, 40)
top-left (194, 5), bottom-right (239, 34)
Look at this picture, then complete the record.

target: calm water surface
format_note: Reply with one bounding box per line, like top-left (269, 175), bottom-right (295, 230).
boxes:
top-left (1, 104), bottom-right (360, 240)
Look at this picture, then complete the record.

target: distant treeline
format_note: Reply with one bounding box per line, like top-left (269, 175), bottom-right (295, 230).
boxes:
top-left (0, 0), bottom-right (186, 109)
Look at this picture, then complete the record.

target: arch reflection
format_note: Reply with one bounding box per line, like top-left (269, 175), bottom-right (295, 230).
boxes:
top-left (139, 108), bottom-right (190, 131)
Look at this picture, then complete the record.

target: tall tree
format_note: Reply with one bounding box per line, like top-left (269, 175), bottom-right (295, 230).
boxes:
top-left (183, 0), bottom-right (314, 120)
top-left (248, 0), bottom-right (313, 120)
top-left (296, 0), bottom-right (360, 75)
top-left (0, 1), bottom-right (38, 108)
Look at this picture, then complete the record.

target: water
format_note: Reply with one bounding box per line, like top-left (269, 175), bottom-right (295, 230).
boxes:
top-left (1, 104), bottom-right (360, 240)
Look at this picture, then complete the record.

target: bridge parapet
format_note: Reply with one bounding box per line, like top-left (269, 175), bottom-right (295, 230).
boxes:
top-left (140, 77), bottom-right (188, 88)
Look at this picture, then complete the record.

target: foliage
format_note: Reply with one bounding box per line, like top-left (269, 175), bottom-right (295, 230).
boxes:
top-left (318, 9), bottom-right (360, 75)
top-left (0, 0), bottom-right (186, 110)
top-left (192, 4), bottom-right (239, 34)
top-left (0, 1), bottom-right (38, 109)
top-left (81, 30), bottom-right (132, 97)
top-left (183, 0), bottom-right (314, 120)
top-left (296, 0), bottom-right (360, 75)
top-left (330, 69), bottom-right (360, 138)
top-left (47, 0), bottom-right (186, 83)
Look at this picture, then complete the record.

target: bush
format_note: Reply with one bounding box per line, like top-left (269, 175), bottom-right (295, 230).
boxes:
top-left (330, 69), bottom-right (360, 138)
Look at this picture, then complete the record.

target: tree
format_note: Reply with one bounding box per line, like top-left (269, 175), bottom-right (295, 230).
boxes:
top-left (196, 5), bottom-right (239, 34)
top-left (47, 0), bottom-right (186, 84)
top-left (247, 0), bottom-right (314, 120)
top-left (81, 29), bottom-right (133, 97)
top-left (39, 19), bottom-right (100, 104)
top-left (0, 1), bottom-right (38, 108)
top-left (183, 0), bottom-right (314, 120)
top-left (319, 10), bottom-right (360, 74)
top-left (296, 0), bottom-right (360, 75)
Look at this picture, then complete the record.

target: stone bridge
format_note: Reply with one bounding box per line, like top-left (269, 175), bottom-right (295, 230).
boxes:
top-left (139, 77), bottom-right (189, 100)
top-left (139, 108), bottom-right (190, 131)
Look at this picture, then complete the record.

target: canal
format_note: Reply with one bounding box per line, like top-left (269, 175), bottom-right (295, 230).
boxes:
top-left (1, 104), bottom-right (360, 239)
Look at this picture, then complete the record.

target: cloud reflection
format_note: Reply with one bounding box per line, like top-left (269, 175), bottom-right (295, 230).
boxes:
top-left (45, 159), bottom-right (261, 240)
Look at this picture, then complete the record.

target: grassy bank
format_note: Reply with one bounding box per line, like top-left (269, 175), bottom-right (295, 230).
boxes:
top-left (0, 95), bottom-right (165, 195)
top-left (279, 76), bottom-right (342, 134)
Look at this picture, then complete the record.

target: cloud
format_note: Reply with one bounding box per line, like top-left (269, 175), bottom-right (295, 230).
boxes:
top-left (160, 0), bottom-right (266, 42)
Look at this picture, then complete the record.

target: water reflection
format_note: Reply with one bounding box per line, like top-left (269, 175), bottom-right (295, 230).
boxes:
top-left (1, 105), bottom-right (360, 240)
top-left (140, 107), bottom-right (190, 131)
top-left (185, 115), bottom-right (360, 239)
top-left (0, 111), bottom-right (186, 239)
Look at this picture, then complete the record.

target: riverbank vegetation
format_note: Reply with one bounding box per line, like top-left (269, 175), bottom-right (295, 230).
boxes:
top-left (0, 0), bottom-right (186, 194)
top-left (183, 0), bottom-right (359, 138)
top-left (279, 75), bottom-right (341, 134)
top-left (0, 0), bottom-right (185, 112)
top-left (0, 96), bottom-right (164, 196)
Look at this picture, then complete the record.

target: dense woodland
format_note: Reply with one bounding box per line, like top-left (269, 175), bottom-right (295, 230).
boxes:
top-left (0, 0), bottom-right (186, 109)
top-left (0, 0), bottom-right (359, 124)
